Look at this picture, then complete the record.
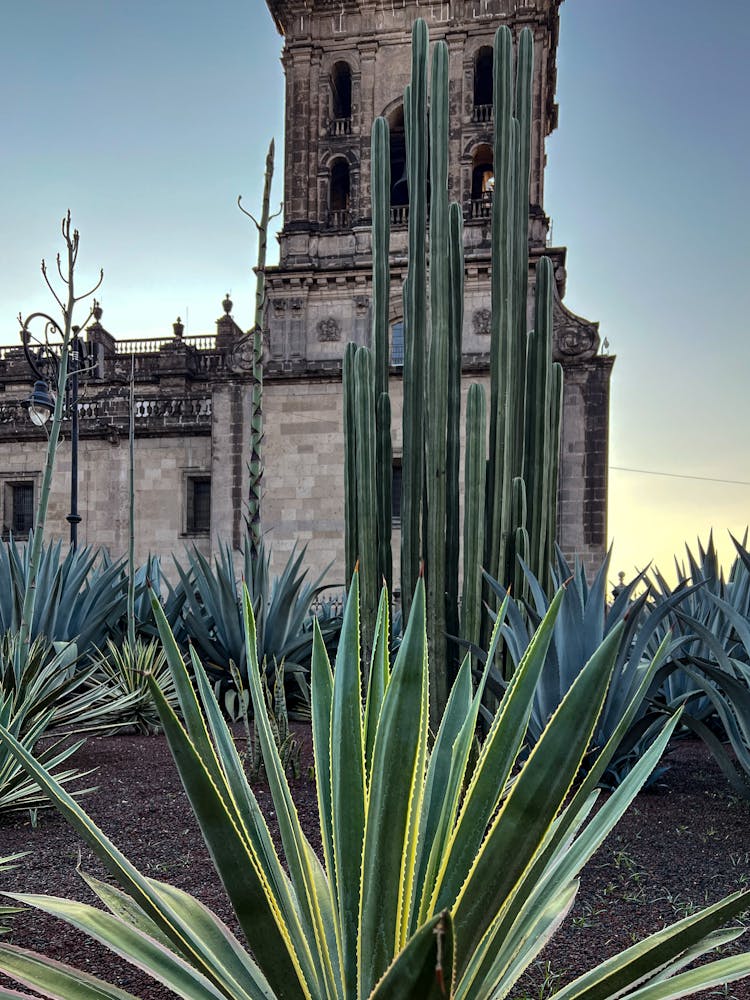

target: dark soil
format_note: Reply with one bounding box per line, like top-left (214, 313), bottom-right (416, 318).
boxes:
top-left (0, 729), bottom-right (748, 999)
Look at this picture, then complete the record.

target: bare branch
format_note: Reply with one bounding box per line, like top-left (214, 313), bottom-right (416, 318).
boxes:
top-left (74, 268), bottom-right (105, 303)
top-left (237, 194), bottom-right (261, 229)
top-left (270, 201), bottom-right (284, 222)
top-left (56, 253), bottom-right (69, 286)
top-left (41, 259), bottom-right (66, 312)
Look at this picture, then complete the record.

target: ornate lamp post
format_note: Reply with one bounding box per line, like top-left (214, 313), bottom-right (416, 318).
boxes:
top-left (19, 312), bottom-right (86, 548)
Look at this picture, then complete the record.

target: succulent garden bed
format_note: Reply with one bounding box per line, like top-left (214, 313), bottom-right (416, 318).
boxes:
top-left (0, 726), bottom-right (748, 1000)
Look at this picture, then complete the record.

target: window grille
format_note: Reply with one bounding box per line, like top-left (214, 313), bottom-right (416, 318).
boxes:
top-left (186, 476), bottom-right (211, 534)
top-left (12, 483), bottom-right (34, 536)
top-left (391, 321), bottom-right (405, 367)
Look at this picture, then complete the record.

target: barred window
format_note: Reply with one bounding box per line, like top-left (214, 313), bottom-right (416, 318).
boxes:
top-left (12, 483), bottom-right (34, 536)
top-left (2, 481), bottom-right (34, 539)
top-left (186, 476), bottom-right (211, 534)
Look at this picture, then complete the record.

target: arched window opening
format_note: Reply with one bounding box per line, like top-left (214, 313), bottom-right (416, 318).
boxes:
top-left (470, 145), bottom-right (494, 219)
top-left (329, 159), bottom-right (351, 228)
top-left (388, 106), bottom-right (408, 224)
top-left (329, 62), bottom-right (352, 135)
top-left (473, 47), bottom-right (493, 122)
top-left (391, 319), bottom-right (405, 366)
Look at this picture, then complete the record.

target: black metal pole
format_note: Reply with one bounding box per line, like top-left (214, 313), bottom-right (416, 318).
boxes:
top-left (66, 328), bottom-right (82, 549)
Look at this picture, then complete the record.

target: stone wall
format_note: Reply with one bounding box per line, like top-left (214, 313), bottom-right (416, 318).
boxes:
top-left (263, 355), bottom-right (612, 587)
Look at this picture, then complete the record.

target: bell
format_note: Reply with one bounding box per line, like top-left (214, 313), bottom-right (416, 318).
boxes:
top-left (392, 161), bottom-right (409, 203)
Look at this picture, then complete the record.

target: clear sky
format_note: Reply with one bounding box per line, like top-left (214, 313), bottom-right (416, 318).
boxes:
top-left (2, 1), bottom-right (748, 582)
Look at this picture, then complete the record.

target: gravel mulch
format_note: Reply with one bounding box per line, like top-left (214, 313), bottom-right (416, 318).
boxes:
top-left (0, 728), bottom-right (748, 999)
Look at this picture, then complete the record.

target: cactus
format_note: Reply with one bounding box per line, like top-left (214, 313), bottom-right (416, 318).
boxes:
top-left (445, 202), bottom-right (464, 672)
top-left (354, 346), bottom-right (378, 665)
top-left (343, 21), bottom-right (563, 718)
top-left (343, 342), bottom-right (359, 585)
top-left (547, 362), bottom-right (564, 573)
top-left (524, 255), bottom-right (554, 582)
top-left (371, 116), bottom-right (393, 598)
top-left (461, 384), bottom-right (486, 653)
top-left (483, 25), bottom-right (563, 613)
top-left (424, 39), bottom-right (451, 720)
top-left (400, 20), bottom-right (428, 626)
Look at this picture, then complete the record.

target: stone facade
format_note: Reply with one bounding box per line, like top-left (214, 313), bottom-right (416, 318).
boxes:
top-left (0, 0), bottom-right (612, 585)
top-left (0, 305), bottom-right (253, 571)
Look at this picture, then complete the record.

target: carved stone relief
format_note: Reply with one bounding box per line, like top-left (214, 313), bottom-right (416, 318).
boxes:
top-left (552, 296), bottom-right (600, 360)
top-left (472, 307), bottom-right (492, 336)
top-left (354, 294), bottom-right (369, 317)
top-left (227, 336), bottom-right (255, 373)
top-left (317, 317), bottom-right (341, 342)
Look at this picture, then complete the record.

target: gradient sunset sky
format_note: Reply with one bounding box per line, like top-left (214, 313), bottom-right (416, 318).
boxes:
top-left (2, 0), bottom-right (748, 582)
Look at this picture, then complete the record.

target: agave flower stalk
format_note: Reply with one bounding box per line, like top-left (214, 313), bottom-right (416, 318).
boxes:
top-left (239, 139), bottom-right (280, 561)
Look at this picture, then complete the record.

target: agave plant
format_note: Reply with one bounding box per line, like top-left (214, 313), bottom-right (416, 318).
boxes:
top-left (0, 574), bottom-right (749, 998)
top-left (0, 855), bottom-right (26, 935)
top-left (482, 548), bottom-right (690, 786)
top-left (645, 534), bottom-right (750, 797)
top-left (127, 553), bottom-right (186, 638)
top-left (0, 534), bottom-right (126, 657)
top-left (644, 534), bottom-right (740, 712)
top-left (173, 536), bottom-right (337, 714)
top-left (86, 637), bottom-right (181, 734)
top-left (219, 659), bottom-right (301, 780)
top-left (0, 632), bottom-right (137, 740)
top-left (0, 637), bottom-right (94, 814)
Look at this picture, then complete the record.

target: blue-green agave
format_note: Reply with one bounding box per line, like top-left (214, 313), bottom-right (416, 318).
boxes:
top-left (481, 549), bottom-right (688, 786)
top-left (0, 576), bottom-right (748, 998)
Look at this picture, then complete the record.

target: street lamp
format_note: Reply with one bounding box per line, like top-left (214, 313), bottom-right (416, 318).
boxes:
top-left (19, 312), bottom-right (85, 548)
top-left (23, 381), bottom-right (56, 426)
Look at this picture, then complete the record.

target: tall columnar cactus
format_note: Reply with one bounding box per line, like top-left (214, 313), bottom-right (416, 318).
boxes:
top-left (445, 201), bottom-right (464, 672)
top-left (400, 19), bottom-right (428, 627)
top-left (343, 21), bottom-right (563, 718)
top-left (424, 39), bottom-right (451, 720)
top-left (483, 25), bottom-right (563, 608)
top-left (343, 342), bottom-right (359, 586)
top-left (461, 384), bottom-right (486, 654)
top-left (487, 26), bottom-right (517, 600)
top-left (354, 347), bottom-right (379, 666)
top-left (524, 255), bottom-right (554, 581)
top-left (371, 117), bottom-right (393, 599)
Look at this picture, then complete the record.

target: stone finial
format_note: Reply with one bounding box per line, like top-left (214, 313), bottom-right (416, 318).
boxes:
top-left (173, 316), bottom-right (184, 339)
top-left (92, 300), bottom-right (103, 322)
top-left (216, 293), bottom-right (243, 347)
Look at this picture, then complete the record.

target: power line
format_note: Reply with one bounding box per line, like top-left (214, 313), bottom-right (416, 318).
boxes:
top-left (610, 466), bottom-right (750, 487)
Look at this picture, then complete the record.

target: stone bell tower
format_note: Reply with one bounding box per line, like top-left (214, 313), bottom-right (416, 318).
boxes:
top-left (262, 0), bottom-right (612, 578)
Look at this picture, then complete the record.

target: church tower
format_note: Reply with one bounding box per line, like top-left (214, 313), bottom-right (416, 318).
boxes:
top-left (262, 0), bottom-right (612, 577)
